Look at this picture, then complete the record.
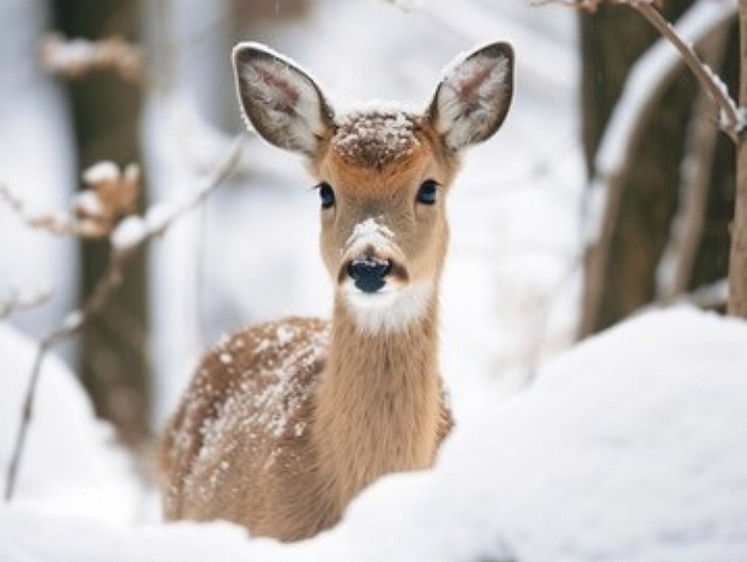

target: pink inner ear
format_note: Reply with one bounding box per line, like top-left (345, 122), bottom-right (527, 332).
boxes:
top-left (255, 64), bottom-right (300, 108)
top-left (455, 60), bottom-right (499, 105)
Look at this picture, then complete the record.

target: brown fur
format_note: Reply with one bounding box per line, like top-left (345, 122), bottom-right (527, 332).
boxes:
top-left (160, 304), bottom-right (453, 541)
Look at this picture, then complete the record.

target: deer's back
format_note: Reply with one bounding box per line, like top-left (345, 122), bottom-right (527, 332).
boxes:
top-left (159, 316), bottom-right (332, 539)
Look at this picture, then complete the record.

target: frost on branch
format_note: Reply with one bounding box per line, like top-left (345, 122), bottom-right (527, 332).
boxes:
top-left (39, 33), bottom-right (143, 84)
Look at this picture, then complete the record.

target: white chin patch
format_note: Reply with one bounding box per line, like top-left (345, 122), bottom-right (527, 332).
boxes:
top-left (342, 282), bottom-right (433, 334)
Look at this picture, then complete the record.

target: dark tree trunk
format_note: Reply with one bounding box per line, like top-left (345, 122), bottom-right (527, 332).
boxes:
top-left (578, 2), bottom-right (736, 336)
top-left (55, 0), bottom-right (151, 445)
top-left (692, 23), bottom-right (738, 295)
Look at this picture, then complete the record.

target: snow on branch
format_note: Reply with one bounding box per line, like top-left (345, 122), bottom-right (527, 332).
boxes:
top-left (538, 0), bottom-right (739, 140)
top-left (1, 162), bottom-right (140, 239)
top-left (3, 135), bottom-right (245, 502)
top-left (39, 33), bottom-right (144, 84)
top-left (0, 288), bottom-right (51, 320)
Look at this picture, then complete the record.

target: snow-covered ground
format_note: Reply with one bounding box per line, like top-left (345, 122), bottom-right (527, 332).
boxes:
top-left (2, 0), bottom-right (746, 560)
top-left (2, 306), bottom-right (746, 561)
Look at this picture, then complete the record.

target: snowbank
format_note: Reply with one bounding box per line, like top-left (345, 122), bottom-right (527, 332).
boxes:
top-left (1, 306), bottom-right (745, 561)
top-left (0, 324), bottom-right (140, 524)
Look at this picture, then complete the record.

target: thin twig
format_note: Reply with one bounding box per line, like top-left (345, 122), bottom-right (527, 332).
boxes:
top-left (0, 288), bottom-right (51, 320)
top-left (632, 1), bottom-right (740, 141)
top-left (538, 0), bottom-right (740, 140)
top-left (3, 135), bottom-right (245, 502)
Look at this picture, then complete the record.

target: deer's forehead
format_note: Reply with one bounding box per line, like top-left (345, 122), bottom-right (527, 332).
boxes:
top-left (331, 110), bottom-right (422, 168)
top-left (316, 110), bottom-right (448, 197)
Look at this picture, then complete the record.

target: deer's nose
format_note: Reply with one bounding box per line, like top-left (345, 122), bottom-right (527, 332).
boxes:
top-left (347, 256), bottom-right (392, 293)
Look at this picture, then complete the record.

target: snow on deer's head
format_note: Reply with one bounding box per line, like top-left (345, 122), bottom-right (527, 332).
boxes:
top-left (233, 42), bottom-right (514, 333)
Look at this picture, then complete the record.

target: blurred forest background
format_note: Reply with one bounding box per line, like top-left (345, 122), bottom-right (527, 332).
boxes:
top-left (0, 0), bottom-right (738, 458)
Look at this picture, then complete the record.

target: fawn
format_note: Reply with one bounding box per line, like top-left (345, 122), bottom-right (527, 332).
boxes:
top-left (159, 41), bottom-right (514, 542)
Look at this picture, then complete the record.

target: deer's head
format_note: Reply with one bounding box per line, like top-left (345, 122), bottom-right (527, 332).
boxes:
top-left (233, 42), bottom-right (514, 333)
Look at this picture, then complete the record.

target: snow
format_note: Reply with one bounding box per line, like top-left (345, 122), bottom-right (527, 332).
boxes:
top-left (345, 218), bottom-right (395, 253)
top-left (73, 191), bottom-right (103, 216)
top-left (2, 306), bottom-right (746, 560)
top-left (332, 109), bottom-right (420, 165)
top-left (110, 216), bottom-right (147, 250)
top-left (60, 311), bottom-right (83, 332)
top-left (0, 323), bottom-right (139, 524)
top-left (82, 161), bottom-right (121, 185)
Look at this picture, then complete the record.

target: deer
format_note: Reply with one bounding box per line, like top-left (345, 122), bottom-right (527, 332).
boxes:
top-left (159, 40), bottom-right (514, 542)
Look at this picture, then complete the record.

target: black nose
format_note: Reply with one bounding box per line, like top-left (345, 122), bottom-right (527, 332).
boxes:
top-left (347, 257), bottom-right (392, 293)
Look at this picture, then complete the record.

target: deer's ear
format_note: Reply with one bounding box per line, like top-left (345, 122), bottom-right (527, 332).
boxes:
top-left (428, 42), bottom-right (514, 151)
top-left (232, 43), bottom-right (335, 155)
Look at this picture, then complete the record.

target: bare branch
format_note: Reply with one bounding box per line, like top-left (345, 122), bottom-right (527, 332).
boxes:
top-left (0, 184), bottom-right (76, 236)
top-left (0, 288), bottom-right (51, 320)
top-left (632, 1), bottom-right (740, 141)
top-left (1, 162), bottom-right (141, 239)
top-left (39, 33), bottom-right (144, 85)
top-left (3, 135), bottom-right (245, 502)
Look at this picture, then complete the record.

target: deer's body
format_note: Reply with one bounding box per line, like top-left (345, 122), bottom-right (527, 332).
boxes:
top-left (160, 41), bottom-right (514, 542)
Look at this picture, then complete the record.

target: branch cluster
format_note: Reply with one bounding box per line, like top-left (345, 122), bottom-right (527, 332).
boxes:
top-left (3, 135), bottom-right (245, 501)
top-left (1, 161), bottom-right (140, 239)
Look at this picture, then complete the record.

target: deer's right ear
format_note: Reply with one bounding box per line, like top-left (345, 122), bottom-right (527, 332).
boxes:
top-left (232, 43), bottom-right (335, 155)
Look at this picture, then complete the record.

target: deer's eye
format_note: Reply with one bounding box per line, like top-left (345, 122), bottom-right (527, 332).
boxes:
top-left (318, 182), bottom-right (335, 209)
top-left (416, 180), bottom-right (439, 205)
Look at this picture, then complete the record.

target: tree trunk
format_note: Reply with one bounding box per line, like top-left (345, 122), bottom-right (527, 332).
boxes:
top-left (55, 0), bottom-right (151, 445)
top-left (729, 1), bottom-right (747, 316)
top-left (691, 22), bottom-right (738, 299)
top-left (578, 1), bottom-right (737, 336)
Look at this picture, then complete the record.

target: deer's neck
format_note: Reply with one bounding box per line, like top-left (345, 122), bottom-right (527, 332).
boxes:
top-left (313, 290), bottom-right (443, 507)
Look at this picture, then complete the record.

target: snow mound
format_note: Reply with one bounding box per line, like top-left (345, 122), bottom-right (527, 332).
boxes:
top-left (1, 307), bottom-right (746, 561)
top-left (0, 323), bottom-right (140, 524)
top-left (291, 306), bottom-right (747, 562)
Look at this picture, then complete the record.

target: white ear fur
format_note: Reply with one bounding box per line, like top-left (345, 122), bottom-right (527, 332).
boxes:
top-left (428, 42), bottom-right (514, 151)
top-left (232, 42), bottom-right (334, 155)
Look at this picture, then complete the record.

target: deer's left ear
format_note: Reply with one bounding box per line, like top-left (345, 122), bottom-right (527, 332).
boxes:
top-left (427, 42), bottom-right (514, 151)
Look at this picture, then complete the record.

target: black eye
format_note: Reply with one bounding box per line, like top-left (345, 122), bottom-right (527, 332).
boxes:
top-left (416, 180), bottom-right (439, 205)
top-left (318, 182), bottom-right (335, 209)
